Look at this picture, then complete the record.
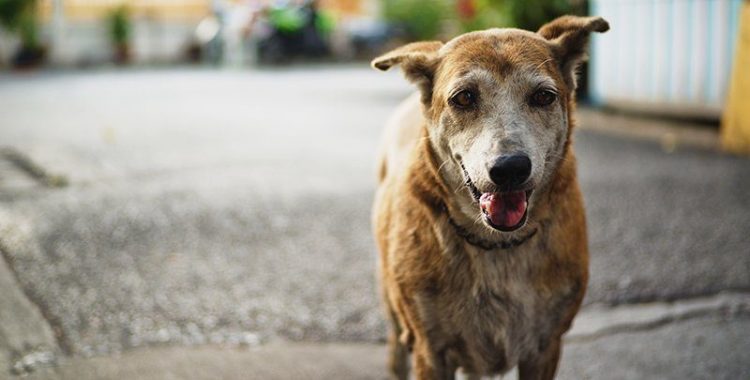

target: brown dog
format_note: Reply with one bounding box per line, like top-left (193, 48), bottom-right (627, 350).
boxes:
top-left (371, 16), bottom-right (609, 380)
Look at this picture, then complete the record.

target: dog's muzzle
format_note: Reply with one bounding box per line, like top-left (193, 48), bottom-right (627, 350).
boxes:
top-left (461, 163), bottom-right (533, 232)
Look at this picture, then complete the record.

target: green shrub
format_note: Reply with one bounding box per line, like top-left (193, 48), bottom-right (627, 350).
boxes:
top-left (457, 0), bottom-right (584, 34)
top-left (382, 0), bottom-right (449, 40)
top-left (503, 0), bottom-right (579, 31)
top-left (457, 0), bottom-right (510, 32)
top-left (0, 0), bottom-right (40, 49)
top-left (0, 0), bottom-right (30, 30)
top-left (107, 5), bottom-right (131, 46)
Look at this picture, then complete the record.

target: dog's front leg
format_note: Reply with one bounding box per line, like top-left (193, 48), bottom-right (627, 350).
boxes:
top-left (386, 308), bottom-right (410, 380)
top-left (517, 339), bottom-right (561, 380)
top-left (413, 341), bottom-right (454, 380)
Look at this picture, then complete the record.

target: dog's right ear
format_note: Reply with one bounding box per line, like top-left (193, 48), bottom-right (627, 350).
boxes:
top-left (537, 16), bottom-right (609, 91)
top-left (371, 41), bottom-right (443, 105)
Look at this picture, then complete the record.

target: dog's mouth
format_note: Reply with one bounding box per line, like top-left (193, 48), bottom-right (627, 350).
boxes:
top-left (461, 164), bottom-right (532, 232)
top-left (479, 191), bottom-right (530, 231)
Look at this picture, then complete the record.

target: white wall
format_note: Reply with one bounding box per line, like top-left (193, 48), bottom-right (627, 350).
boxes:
top-left (589, 0), bottom-right (743, 117)
top-left (0, 17), bottom-right (198, 67)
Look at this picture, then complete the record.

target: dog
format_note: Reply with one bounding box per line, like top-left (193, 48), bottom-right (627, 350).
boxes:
top-left (371, 16), bottom-right (609, 380)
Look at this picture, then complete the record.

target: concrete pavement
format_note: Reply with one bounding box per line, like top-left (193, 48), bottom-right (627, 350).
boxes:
top-left (0, 67), bottom-right (748, 378)
top-left (13, 294), bottom-right (750, 380)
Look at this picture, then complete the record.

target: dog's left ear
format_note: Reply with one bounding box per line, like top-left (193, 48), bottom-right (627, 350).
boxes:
top-left (538, 16), bottom-right (609, 91)
top-left (371, 41), bottom-right (443, 105)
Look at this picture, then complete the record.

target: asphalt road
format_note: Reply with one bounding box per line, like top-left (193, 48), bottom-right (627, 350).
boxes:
top-left (0, 67), bottom-right (748, 361)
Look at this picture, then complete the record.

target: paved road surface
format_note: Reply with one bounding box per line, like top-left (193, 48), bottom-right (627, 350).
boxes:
top-left (0, 67), bottom-right (748, 378)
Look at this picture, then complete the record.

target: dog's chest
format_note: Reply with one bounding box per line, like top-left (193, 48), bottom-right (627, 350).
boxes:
top-left (423, 244), bottom-right (564, 374)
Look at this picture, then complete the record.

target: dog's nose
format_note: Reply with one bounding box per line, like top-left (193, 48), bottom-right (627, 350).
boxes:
top-left (488, 154), bottom-right (532, 188)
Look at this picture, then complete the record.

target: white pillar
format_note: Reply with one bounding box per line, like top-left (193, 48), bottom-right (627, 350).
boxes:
top-left (49, 0), bottom-right (67, 65)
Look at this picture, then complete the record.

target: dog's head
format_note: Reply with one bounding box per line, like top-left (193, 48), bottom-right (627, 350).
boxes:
top-left (373, 16), bottom-right (608, 233)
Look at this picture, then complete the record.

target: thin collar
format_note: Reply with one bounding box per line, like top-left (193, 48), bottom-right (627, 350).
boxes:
top-left (442, 205), bottom-right (538, 251)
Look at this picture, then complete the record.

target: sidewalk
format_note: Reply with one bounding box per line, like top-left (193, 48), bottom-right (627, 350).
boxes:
top-left (13, 294), bottom-right (750, 380)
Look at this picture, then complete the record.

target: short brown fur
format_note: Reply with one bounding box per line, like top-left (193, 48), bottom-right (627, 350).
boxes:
top-left (372, 16), bottom-right (608, 380)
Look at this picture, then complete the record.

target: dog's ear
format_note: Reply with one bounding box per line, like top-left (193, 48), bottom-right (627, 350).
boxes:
top-left (537, 16), bottom-right (609, 91)
top-left (371, 41), bottom-right (443, 105)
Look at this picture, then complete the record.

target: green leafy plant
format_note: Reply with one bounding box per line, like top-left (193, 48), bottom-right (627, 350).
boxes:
top-left (0, 0), bottom-right (40, 49)
top-left (456, 0), bottom-right (510, 32)
top-left (381, 0), bottom-right (585, 41)
top-left (503, 0), bottom-right (581, 31)
top-left (17, 8), bottom-right (39, 49)
top-left (106, 5), bottom-right (132, 63)
top-left (107, 5), bottom-right (131, 47)
top-left (459, 0), bottom-right (584, 32)
top-left (382, 0), bottom-right (449, 40)
top-left (0, 0), bottom-right (30, 29)
top-left (0, 0), bottom-right (45, 67)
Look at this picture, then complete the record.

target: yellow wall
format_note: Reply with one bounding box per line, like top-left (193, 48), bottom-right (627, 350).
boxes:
top-left (39, 0), bottom-right (211, 21)
top-left (721, 1), bottom-right (750, 155)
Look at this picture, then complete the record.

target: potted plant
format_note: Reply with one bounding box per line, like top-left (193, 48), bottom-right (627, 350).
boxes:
top-left (107, 5), bottom-right (132, 64)
top-left (0, 0), bottom-right (46, 68)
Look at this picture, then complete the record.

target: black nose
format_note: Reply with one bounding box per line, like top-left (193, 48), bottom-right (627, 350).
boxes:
top-left (488, 154), bottom-right (532, 188)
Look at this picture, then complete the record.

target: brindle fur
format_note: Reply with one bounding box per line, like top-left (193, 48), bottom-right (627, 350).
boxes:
top-left (371, 16), bottom-right (609, 380)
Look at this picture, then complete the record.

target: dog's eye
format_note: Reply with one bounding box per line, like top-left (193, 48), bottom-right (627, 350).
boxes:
top-left (450, 90), bottom-right (477, 109)
top-left (530, 89), bottom-right (557, 107)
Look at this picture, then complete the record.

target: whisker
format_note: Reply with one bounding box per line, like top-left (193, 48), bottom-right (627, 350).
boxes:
top-left (436, 158), bottom-right (452, 175)
top-left (474, 213), bottom-right (485, 225)
top-left (535, 58), bottom-right (554, 71)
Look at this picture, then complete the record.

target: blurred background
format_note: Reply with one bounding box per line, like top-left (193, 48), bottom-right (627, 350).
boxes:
top-left (2, 0), bottom-right (586, 67)
top-left (0, 0), bottom-right (748, 379)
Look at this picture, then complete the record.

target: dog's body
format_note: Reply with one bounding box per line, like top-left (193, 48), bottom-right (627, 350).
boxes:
top-left (372, 17), bottom-right (609, 380)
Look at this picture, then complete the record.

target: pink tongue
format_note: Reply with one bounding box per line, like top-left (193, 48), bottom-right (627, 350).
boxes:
top-left (480, 191), bottom-right (527, 228)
